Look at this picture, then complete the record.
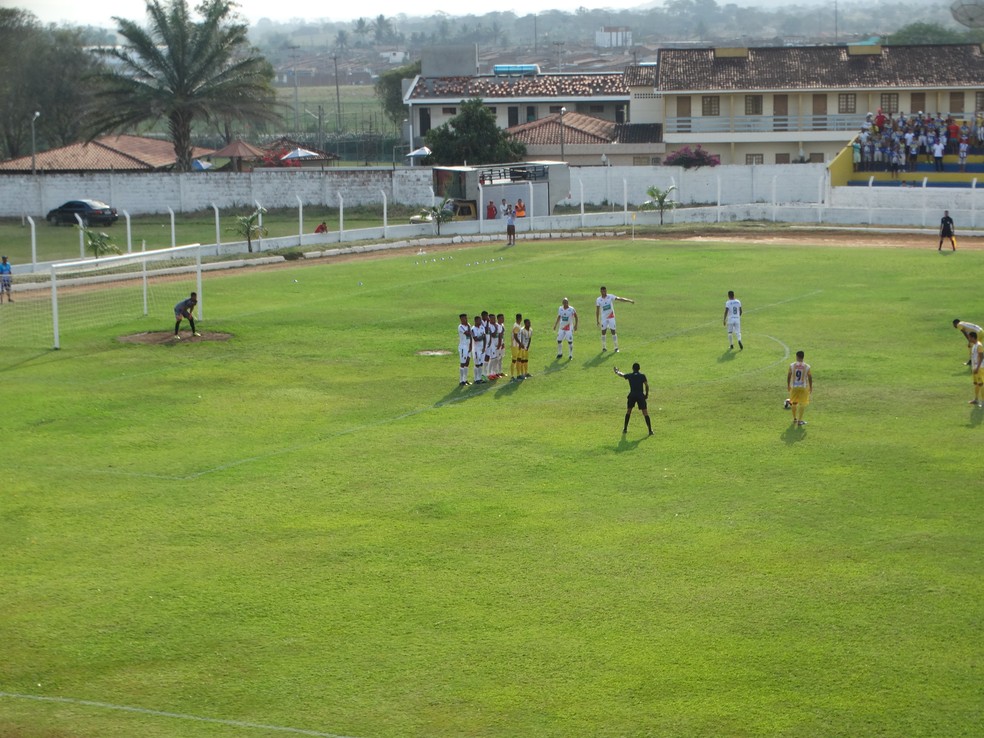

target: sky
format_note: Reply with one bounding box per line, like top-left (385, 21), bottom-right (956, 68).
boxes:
top-left (10, 0), bottom-right (817, 30)
top-left (10, 0), bottom-right (599, 27)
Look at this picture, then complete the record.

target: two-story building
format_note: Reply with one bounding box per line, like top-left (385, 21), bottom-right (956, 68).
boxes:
top-left (656, 44), bottom-right (984, 165)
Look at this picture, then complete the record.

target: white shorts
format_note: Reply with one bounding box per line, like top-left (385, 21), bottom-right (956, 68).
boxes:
top-left (600, 317), bottom-right (616, 331)
top-left (727, 320), bottom-right (741, 334)
top-left (458, 346), bottom-right (471, 364)
top-left (557, 328), bottom-right (574, 343)
top-left (472, 349), bottom-right (485, 365)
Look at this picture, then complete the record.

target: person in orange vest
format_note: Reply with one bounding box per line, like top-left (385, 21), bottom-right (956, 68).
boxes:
top-left (515, 198), bottom-right (526, 217)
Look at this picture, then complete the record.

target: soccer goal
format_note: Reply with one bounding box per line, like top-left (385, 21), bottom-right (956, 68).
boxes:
top-left (47, 243), bottom-right (203, 349)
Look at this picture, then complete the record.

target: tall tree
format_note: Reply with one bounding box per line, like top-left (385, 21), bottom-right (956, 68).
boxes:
top-left (0, 9), bottom-right (104, 159)
top-left (425, 98), bottom-right (526, 166)
top-left (353, 17), bottom-right (370, 45)
top-left (86, 0), bottom-right (280, 172)
top-left (375, 60), bottom-right (421, 127)
top-left (372, 14), bottom-right (393, 44)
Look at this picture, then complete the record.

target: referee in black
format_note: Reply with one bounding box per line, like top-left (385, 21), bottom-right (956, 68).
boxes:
top-left (614, 363), bottom-right (653, 436)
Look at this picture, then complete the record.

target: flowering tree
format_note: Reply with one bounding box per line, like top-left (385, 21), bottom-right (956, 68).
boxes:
top-left (665, 145), bottom-right (720, 169)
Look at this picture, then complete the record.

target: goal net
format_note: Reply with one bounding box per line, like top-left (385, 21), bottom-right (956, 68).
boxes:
top-left (0, 243), bottom-right (203, 350)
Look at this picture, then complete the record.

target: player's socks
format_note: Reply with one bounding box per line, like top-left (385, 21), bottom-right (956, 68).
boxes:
top-left (623, 413), bottom-right (630, 432)
top-left (613, 336), bottom-right (619, 351)
top-left (738, 340), bottom-right (743, 350)
top-left (645, 416), bottom-right (652, 433)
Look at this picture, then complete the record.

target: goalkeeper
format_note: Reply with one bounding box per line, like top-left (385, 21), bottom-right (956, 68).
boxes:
top-left (173, 292), bottom-right (200, 339)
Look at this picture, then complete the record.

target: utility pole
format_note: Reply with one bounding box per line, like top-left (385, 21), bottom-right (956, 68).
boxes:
top-left (332, 54), bottom-right (342, 133)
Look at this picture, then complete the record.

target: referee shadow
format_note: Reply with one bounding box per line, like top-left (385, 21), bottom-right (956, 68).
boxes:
top-left (780, 423), bottom-right (807, 444)
top-left (717, 349), bottom-right (738, 363)
top-left (615, 435), bottom-right (645, 452)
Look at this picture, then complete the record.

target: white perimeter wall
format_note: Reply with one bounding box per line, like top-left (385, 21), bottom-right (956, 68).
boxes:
top-left (5, 163), bottom-right (984, 223)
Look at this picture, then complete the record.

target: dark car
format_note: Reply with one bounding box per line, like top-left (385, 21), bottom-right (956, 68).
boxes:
top-left (46, 199), bottom-right (119, 226)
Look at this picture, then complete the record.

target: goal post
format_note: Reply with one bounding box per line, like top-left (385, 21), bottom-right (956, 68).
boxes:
top-left (50, 243), bottom-right (203, 349)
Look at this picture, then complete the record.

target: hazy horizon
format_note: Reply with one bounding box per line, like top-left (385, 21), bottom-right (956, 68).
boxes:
top-left (10, 0), bottom-right (839, 31)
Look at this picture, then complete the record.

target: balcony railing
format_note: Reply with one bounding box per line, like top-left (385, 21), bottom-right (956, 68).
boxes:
top-left (666, 114), bottom-right (865, 134)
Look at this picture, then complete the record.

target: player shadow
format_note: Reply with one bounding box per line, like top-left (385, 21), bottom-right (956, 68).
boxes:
top-left (493, 377), bottom-right (524, 399)
top-left (583, 351), bottom-right (616, 368)
top-left (780, 423), bottom-right (807, 444)
top-left (434, 381), bottom-right (491, 406)
top-left (717, 349), bottom-right (738, 363)
top-left (615, 434), bottom-right (647, 452)
top-left (969, 404), bottom-right (984, 427)
top-left (541, 357), bottom-right (573, 376)
top-left (0, 350), bottom-right (59, 373)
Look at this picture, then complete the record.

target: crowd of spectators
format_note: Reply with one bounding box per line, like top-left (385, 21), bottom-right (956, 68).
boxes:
top-left (851, 109), bottom-right (983, 176)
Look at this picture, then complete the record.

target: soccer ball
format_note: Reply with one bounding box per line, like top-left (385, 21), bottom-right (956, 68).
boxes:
top-left (783, 398), bottom-right (792, 410)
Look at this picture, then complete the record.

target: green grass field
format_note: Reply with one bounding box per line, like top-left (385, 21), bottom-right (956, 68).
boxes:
top-left (1, 235), bottom-right (981, 738)
top-left (0, 205), bottom-right (421, 266)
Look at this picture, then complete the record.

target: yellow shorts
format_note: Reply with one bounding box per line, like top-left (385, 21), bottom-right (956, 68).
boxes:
top-left (512, 346), bottom-right (521, 361)
top-left (790, 387), bottom-right (810, 405)
top-left (973, 369), bottom-right (983, 384)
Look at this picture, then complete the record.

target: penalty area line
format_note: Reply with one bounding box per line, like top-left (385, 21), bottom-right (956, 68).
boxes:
top-left (0, 692), bottom-right (358, 738)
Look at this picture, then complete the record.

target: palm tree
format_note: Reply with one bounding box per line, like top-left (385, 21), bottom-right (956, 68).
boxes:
top-left (334, 29), bottom-right (349, 54)
top-left (86, 0), bottom-right (280, 172)
top-left (80, 227), bottom-right (121, 258)
top-left (372, 14), bottom-right (392, 44)
top-left (353, 18), bottom-right (370, 46)
top-left (642, 184), bottom-right (677, 225)
top-left (227, 208), bottom-right (267, 253)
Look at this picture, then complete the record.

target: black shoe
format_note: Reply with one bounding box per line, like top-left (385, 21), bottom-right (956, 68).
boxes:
top-left (738, 341), bottom-right (743, 350)
top-left (557, 354), bottom-right (562, 359)
top-left (622, 429), bottom-right (627, 434)
top-left (648, 431), bottom-right (654, 435)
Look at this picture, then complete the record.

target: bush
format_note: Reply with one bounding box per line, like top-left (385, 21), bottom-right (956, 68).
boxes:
top-left (664, 145), bottom-right (720, 169)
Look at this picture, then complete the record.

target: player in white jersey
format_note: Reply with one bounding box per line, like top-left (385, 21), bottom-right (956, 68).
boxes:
top-left (470, 315), bottom-right (487, 384)
top-left (457, 313), bottom-right (472, 386)
top-left (553, 297), bottom-right (578, 360)
top-left (953, 319), bottom-right (984, 365)
top-left (595, 285), bottom-right (635, 352)
top-left (486, 312), bottom-right (502, 379)
top-left (723, 290), bottom-right (743, 350)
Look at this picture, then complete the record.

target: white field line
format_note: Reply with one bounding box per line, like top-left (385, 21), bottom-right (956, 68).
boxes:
top-left (0, 691), bottom-right (358, 738)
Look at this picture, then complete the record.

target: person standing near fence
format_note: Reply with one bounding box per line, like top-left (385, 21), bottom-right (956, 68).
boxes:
top-left (939, 210), bottom-right (956, 251)
top-left (0, 256), bottom-right (12, 303)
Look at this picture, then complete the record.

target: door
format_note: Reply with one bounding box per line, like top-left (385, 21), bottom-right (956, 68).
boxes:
top-left (773, 94), bottom-right (788, 131)
top-left (677, 96), bottom-right (691, 132)
top-left (812, 94), bottom-right (827, 130)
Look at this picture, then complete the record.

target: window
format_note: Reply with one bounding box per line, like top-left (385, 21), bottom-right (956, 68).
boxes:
top-left (976, 92), bottom-right (984, 114)
top-left (589, 104), bottom-right (604, 113)
top-left (745, 154), bottom-right (764, 165)
top-left (526, 106), bottom-right (536, 122)
top-left (702, 96), bottom-right (720, 116)
top-left (419, 108), bottom-right (431, 136)
top-left (442, 107), bottom-right (456, 115)
top-left (808, 152), bottom-right (824, 163)
top-left (950, 92), bottom-right (965, 114)
top-left (838, 94), bottom-right (856, 114)
top-left (549, 105), bottom-right (564, 114)
top-left (508, 106), bottom-right (519, 127)
top-left (879, 93), bottom-right (898, 114)
top-left (911, 92), bottom-right (926, 114)
top-left (486, 106), bottom-right (497, 115)
top-left (745, 95), bottom-right (763, 115)
top-left (615, 104), bottom-right (626, 124)
top-left (775, 153), bottom-right (791, 164)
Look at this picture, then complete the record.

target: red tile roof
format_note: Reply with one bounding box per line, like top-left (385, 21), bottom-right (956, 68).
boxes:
top-left (624, 64), bottom-right (658, 87)
top-left (0, 134), bottom-right (214, 172)
top-left (657, 44), bottom-right (984, 92)
top-left (507, 112), bottom-right (661, 145)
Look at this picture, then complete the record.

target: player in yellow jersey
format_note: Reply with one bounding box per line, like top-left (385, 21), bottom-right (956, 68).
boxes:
top-left (953, 318), bottom-right (984, 366)
top-left (786, 350), bottom-right (813, 426)
top-left (510, 313), bottom-right (523, 380)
